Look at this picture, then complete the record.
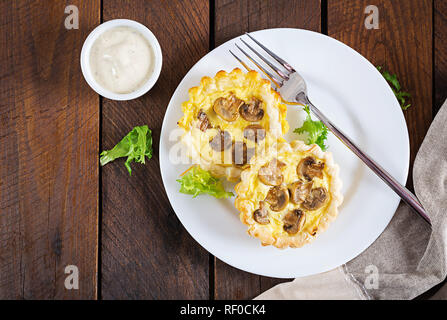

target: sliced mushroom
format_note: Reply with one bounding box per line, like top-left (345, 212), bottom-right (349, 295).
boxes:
top-left (283, 209), bottom-right (306, 235)
top-left (265, 186), bottom-right (289, 212)
top-left (253, 201), bottom-right (270, 225)
top-left (197, 109), bottom-right (212, 132)
top-left (209, 130), bottom-right (232, 152)
top-left (288, 180), bottom-right (313, 205)
top-left (258, 159), bottom-right (286, 186)
top-left (297, 156), bottom-right (325, 181)
top-left (239, 97), bottom-right (264, 122)
top-left (302, 187), bottom-right (328, 211)
top-left (232, 141), bottom-right (255, 165)
top-left (243, 124), bottom-right (266, 143)
top-left (213, 94), bottom-right (244, 122)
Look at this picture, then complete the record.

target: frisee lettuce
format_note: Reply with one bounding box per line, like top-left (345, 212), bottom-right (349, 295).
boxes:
top-left (177, 166), bottom-right (234, 199)
top-left (377, 66), bottom-right (411, 110)
top-left (100, 125), bottom-right (153, 175)
top-left (294, 105), bottom-right (328, 151)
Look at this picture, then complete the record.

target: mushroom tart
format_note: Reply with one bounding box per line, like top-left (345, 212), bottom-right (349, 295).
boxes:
top-left (234, 140), bottom-right (343, 249)
top-left (178, 68), bottom-right (289, 181)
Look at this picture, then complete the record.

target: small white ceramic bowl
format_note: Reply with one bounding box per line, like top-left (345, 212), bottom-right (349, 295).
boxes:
top-left (80, 19), bottom-right (162, 101)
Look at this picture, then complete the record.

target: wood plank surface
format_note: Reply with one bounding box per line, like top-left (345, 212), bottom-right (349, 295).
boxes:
top-left (213, 0), bottom-right (321, 300)
top-left (328, 0), bottom-right (433, 187)
top-left (0, 0), bottom-right (100, 299)
top-left (100, 0), bottom-right (210, 299)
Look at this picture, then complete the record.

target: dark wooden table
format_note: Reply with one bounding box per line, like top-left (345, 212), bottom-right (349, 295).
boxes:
top-left (1, 0), bottom-right (446, 300)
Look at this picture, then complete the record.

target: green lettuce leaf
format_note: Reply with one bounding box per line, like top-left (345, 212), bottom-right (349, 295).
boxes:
top-left (377, 66), bottom-right (411, 110)
top-left (294, 105), bottom-right (328, 151)
top-left (177, 166), bottom-right (234, 199)
top-left (100, 125), bottom-right (153, 175)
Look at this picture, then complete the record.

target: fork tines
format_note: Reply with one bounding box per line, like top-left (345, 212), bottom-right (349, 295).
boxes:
top-left (230, 33), bottom-right (296, 88)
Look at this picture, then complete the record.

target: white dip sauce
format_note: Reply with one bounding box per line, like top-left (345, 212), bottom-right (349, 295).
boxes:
top-left (90, 26), bottom-right (154, 94)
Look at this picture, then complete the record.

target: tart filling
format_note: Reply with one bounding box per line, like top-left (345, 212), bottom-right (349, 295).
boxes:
top-left (235, 140), bottom-right (343, 248)
top-left (178, 68), bottom-right (289, 181)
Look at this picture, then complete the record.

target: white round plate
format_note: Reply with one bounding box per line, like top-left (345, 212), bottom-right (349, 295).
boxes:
top-left (159, 28), bottom-right (409, 278)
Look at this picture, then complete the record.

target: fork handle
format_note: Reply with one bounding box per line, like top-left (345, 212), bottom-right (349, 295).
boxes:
top-left (303, 99), bottom-right (431, 226)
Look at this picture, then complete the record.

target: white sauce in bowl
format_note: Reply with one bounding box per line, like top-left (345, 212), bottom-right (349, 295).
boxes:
top-left (89, 26), bottom-right (154, 94)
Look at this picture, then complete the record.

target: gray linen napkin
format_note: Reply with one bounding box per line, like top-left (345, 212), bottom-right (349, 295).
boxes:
top-left (257, 99), bottom-right (447, 300)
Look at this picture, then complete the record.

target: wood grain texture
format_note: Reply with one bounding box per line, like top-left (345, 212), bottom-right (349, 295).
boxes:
top-left (101, 0), bottom-right (210, 299)
top-left (213, 0), bottom-right (321, 300)
top-left (328, 0), bottom-right (433, 187)
top-left (0, 0), bottom-right (100, 299)
top-left (215, 0), bottom-right (321, 45)
top-left (435, 0), bottom-right (447, 114)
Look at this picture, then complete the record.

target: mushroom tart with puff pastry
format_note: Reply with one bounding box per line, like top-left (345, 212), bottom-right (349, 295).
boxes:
top-left (178, 68), bottom-right (289, 181)
top-left (235, 140), bottom-right (343, 249)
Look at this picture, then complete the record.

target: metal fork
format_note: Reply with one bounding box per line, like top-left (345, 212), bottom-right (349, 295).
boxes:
top-left (230, 33), bottom-right (431, 225)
